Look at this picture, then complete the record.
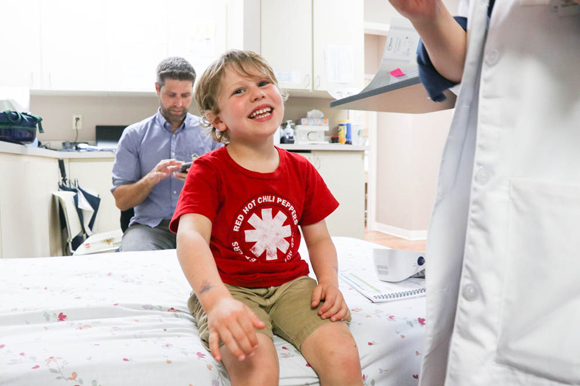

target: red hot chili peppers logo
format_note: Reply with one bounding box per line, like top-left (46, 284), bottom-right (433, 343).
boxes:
top-left (231, 194), bottom-right (299, 263)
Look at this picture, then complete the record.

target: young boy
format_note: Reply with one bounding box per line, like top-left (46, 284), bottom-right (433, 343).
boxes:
top-left (169, 50), bottom-right (363, 386)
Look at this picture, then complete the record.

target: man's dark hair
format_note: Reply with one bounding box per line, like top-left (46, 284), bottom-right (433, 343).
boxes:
top-left (156, 57), bottom-right (196, 88)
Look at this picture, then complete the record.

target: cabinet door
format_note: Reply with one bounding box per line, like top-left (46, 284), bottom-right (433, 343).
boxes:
top-left (261, 0), bottom-right (312, 91)
top-left (105, 0), bottom-right (168, 92)
top-left (311, 151), bottom-right (366, 239)
top-left (0, 153), bottom-right (60, 258)
top-left (0, 0), bottom-right (42, 89)
top-left (167, 0), bottom-right (228, 83)
top-left (313, 0), bottom-right (364, 93)
top-left (40, 1), bottom-right (107, 91)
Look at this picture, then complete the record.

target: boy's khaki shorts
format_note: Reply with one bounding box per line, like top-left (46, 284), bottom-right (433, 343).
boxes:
top-left (188, 276), bottom-right (350, 351)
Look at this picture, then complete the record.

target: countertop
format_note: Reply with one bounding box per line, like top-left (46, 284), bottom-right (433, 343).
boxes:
top-left (0, 141), bottom-right (116, 159)
top-left (279, 143), bottom-right (368, 151)
top-left (0, 141), bottom-right (368, 158)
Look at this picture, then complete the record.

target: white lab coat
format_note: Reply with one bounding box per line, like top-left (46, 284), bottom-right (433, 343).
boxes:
top-left (419, 1), bottom-right (580, 385)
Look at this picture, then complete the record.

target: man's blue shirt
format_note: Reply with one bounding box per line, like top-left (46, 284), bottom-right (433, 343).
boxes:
top-left (111, 109), bottom-right (221, 228)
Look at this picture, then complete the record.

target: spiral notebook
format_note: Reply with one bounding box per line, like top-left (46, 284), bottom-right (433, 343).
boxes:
top-left (339, 271), bottom-right (426, 303)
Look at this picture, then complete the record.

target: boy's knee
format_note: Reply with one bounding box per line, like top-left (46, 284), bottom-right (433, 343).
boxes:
top-left (304, 326), bottom-right (362, 385)
top-left (330, 344), bottom-right (362, 377)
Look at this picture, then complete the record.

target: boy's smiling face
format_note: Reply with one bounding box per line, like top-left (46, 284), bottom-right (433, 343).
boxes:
top-left (210, 66), bottom-right (284, 144)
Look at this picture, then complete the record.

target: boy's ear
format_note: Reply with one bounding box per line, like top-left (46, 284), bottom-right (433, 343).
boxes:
top-left (208, 113), bottom-right (227, 132)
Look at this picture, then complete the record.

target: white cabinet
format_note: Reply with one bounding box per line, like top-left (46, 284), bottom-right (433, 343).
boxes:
top-left (0, 0), bottom-right (42, 89)
top-left (260, 0), bottom-right (364, 95)
top-left (167, 0), bottom-right (228, 83)
top-left (312, 0), bottom-right (364, 93)
top-left (1, 0), bottom-right (230, 93)
top-left (40, 1), bottom-right (108, 91)
top-left (299, 151), bottom-right (365, 238)
top-left (0, 152), bottom-right (61, 258)
top-left (261, 0), bottom-right (312, 92)
top-left (0, 143), bottom-right (119, 259)
top-left (104, 0), bottom-right (168, 92)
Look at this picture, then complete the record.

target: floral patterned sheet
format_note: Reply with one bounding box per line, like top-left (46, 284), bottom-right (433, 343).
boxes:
top-left (0, 237), bottom-right (426, 386)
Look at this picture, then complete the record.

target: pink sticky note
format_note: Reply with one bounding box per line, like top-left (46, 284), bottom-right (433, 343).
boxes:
top-left (390, 68), bottom-right (405, 77)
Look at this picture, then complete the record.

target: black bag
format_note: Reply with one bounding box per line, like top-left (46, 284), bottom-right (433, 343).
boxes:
top-left (0, 110), bottom-right (44, 144)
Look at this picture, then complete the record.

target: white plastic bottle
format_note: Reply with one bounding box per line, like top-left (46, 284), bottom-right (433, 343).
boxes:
top-left (282, 120), bottom-right (295, 144)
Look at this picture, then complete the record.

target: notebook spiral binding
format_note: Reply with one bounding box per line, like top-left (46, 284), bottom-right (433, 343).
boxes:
top-left (373, 287), bottom-right (426, 300)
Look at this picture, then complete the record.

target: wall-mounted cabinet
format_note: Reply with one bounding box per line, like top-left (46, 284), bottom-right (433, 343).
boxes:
top-left (2, 0), bottom-right (362, 96)
top-left (259, 0), bottom-right (364, 97)
top-left (1, 0), bottom-right (230, 94)
top-left (105, 0), bottom-right (169, 92)
top-left (40, 1), bottom-right (108, 91)
top-left (167, 0), bottom-right (229, 85)
top-left (0, 0), bottom-right (42, 89)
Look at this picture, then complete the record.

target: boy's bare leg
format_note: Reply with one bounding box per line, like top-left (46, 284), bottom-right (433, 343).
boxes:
top-left (220, 333), bottom-right (280, 386)
top-left (301, 322), bottom-right (363, 386)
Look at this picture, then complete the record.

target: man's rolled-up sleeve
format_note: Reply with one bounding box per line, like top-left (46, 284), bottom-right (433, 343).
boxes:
top-left (417, 16), bottom-right (468, 102)
top-left (111, 130), bottom-right (140, 193)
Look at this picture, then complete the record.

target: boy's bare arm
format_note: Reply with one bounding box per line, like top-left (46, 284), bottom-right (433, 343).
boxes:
top-left (302, 220), bottom-right (350, 322)
top-left (176, 214), bottom-right (265, 362)
top-left (388, 0), bottom-right (467, 83)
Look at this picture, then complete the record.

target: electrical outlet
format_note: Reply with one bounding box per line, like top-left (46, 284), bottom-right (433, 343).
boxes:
top-left (73, 115), bottom-right (83, 130)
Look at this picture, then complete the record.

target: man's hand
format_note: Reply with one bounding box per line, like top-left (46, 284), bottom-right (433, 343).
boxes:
top-left (206, 298), bottom-right (266, 362)
top-left (146, 159), bottom-right (183, 185)
top-left (388, 0), bottom-right (439, 25)
top-left (112, 158), bottom-right (184, 211)
top-left (173, 171), bottom-right (188, 181)
top-left (388, 0), bottom-right (466, 83)
top-left (311, 282), bottom-right (350, 322)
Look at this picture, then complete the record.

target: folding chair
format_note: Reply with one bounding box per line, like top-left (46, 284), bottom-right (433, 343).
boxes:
top-left (53, 192), bottom-right (122, 256)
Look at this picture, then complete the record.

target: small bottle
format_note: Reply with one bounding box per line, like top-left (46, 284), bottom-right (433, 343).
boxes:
top-left (281, 120), bottom-right (295, 144)
top-left (345, 120), bottom-right (352, 145)
top-left (283, 120), bottom-right (294, 136)
top-left (338, 120), bottom-right (347, 144)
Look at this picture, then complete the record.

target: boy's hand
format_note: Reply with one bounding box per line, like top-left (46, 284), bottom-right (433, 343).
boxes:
top-left (311, 282), bottom-right (350, 322)
top-left (206, 298), bottom-right (266, 362)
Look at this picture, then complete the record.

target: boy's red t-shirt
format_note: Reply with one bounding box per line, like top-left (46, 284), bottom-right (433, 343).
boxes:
top-left (170, 146), bottom-right (339, 287)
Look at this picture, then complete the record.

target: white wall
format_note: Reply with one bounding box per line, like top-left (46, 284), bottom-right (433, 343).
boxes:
top-left (33, 95), bottom-right (160, 145)
top-left (32, 94), bottom-right (347, 146)
top-left (373, 110), bottom-right (453, 239)
top-left (364, 34), bottom-right (386, 76)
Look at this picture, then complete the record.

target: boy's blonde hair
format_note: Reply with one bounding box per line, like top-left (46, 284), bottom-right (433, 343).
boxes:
top-left (194, 50), bottom-right (288, 144)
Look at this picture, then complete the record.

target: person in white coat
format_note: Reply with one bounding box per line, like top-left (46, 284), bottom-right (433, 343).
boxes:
top-left (387, 0), bottom-right (580, 385)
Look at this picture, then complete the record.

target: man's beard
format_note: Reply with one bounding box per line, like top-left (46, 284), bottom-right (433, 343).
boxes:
top-left (161, 106), bottom-right (187, 125)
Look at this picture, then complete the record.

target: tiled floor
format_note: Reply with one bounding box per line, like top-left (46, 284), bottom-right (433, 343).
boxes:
top-left (363, 229), bottom-right (426, 252)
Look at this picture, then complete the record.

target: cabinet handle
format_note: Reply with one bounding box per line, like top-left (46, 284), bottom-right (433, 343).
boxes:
top-left (315, 75), bottom-right (321, 89)
top-left (305, 74), bottom-right (310, 88)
